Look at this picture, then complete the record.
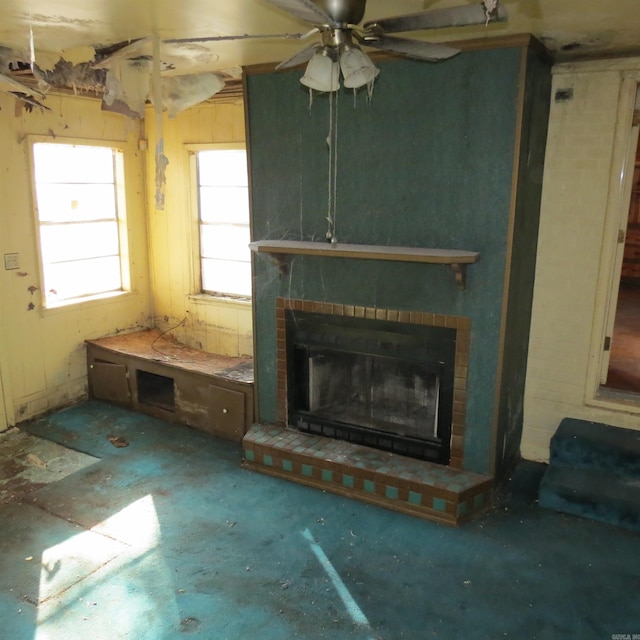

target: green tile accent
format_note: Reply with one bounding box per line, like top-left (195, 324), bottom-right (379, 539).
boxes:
top-left (244, 450), bottom-right (255, 462)
top-left (342, 474), bottom-right (354, 488)
top-left (433, 497), bottom-right (447, 512)
top-left (386, 486), bottom-right (399, 500)
top-left (302, 464), bottom-right (313, 477)
top-left (282, 459), bottom-right (293, 472)
top-left (408, 491), bottom-right (422, 506)
top-left (263, 454), bottom-right (273, 467)
top-left (458, 501), bottom-right (469, 517)
top-left (322, 469), bottom-right (333, 482)
top-left (364, 480), bottom-right (376, 494)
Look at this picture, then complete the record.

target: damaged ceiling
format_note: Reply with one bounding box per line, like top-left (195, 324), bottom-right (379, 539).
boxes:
top-left (1, 0), bottom-right (640, 116)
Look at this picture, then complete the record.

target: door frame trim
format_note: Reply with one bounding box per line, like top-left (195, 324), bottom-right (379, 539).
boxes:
top-left (586, 72), bottom-right (640, 411)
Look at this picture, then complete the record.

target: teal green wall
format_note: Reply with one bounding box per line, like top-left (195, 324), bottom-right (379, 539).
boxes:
top-left (246, 44), bottom-right (549, 476)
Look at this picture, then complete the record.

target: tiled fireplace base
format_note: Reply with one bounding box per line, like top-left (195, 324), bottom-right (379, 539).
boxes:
top-left (242, 424), bottom-right (493, 526)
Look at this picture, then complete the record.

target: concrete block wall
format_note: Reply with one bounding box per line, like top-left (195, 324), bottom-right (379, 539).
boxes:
top-left (522, 59), bottom-right (640, 462)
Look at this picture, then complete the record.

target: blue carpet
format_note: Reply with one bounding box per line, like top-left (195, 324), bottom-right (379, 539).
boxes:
top-left (539, 418), bottom-right (640, 532)
top-left (2, 400), bottom-right (638, 639)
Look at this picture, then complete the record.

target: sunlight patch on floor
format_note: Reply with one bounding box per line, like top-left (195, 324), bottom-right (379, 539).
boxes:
top-left (35, 495), bottom-right (181, 639)
top-left (302, 527), bottom-right (376, 640)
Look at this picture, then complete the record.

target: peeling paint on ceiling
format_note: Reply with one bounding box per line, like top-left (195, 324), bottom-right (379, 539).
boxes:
top-left (0, 0), bottom-right (638, 68)
top-left (0, 0), bottom-right (639, 116)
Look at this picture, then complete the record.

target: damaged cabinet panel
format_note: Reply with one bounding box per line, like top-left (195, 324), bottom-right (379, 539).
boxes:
top-left (88, 361), bottom-right (130, 404)
top-left (209, 385), bottom-right (246, 441)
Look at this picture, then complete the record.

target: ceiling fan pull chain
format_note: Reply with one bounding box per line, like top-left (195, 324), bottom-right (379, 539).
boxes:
top-left (332, 87), bottom-right (339, 244)
top-left (325, 88), bottom-right (335, 242)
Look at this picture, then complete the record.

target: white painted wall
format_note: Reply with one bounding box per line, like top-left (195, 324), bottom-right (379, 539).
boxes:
top-left (522, 58), bottom-right (640, 462)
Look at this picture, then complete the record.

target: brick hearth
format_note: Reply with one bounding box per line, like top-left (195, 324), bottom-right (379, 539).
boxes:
top-left (242, 424), bottom-right (493, 526)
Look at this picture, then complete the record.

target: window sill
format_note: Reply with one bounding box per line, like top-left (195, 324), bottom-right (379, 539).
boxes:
top-left (41, 290), bottom-right (138, 315)
top-left (587, 387), bottom-right (640, 416)
top-left (188, 294), bottom-right (252, 308)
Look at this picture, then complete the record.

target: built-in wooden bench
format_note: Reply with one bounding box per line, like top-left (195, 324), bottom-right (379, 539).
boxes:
top-left (86, 329), bottom-right (254, 442)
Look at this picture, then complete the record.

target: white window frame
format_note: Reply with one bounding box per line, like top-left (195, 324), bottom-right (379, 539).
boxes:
top-left (187, 142), bottom-right (252, 301)
top-left (29, 136), bottom-right (131, 309)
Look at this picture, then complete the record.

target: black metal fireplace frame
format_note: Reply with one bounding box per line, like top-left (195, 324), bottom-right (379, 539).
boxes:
top-left (285, 309), bottom-right (457, 465)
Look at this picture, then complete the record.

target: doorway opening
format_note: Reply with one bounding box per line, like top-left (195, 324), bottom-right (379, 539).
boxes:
top-left (603, 130), bottom-right (640, 394)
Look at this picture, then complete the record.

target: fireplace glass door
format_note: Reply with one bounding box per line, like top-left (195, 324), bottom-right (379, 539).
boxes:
top-left (286, 311), bottom-right (455, 464)
top-left (307, 349), bottom-right (439, 440)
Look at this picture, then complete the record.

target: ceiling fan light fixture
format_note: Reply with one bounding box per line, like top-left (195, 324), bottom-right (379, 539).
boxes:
top-left (339, 44), bottom-right (379, 89)
top-left (300, 47), bottom-right (340, 92)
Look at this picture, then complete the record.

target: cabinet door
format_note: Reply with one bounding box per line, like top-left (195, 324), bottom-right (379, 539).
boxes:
top-left (209, 385), bottom-right (246, 441)
top-left (89, 361), bottom-right (131, 404)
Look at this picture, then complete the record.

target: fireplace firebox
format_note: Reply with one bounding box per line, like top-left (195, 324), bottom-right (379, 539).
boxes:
top-left (284, 308), bottom-right (457, 465)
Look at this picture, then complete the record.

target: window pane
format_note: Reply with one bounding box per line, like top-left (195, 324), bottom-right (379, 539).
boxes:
top-left (198, 150), bottom-right (248, 187)
top-left (200, 224), bottom-right (251, 262)
top-left (199, 186), bottom-right (249, 224)
top-left (201, 258), bottom-right (251, 297)
top-left (44, 256), bottom-right (122, 301)
top-left (33, 144), bottom-right (115, 184)
top-left (35, 183), bottom-right (117, 223)
top-left (32, 142), bottom-right (126, 304)
top-left (196, 147), bottom-right (251, 297)
top-left (40, 221), bottom-right (120, 264)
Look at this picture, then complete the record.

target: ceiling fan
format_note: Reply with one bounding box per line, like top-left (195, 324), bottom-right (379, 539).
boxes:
top-left (266, 0), bottom-right (507, 89)
top-left (167, 0), bottom-right (508, 92)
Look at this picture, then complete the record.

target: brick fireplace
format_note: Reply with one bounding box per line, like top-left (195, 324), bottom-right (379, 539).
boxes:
top-left (242, 37), bottom-right (551, 524)
top-left (242, 296), bottom-right (494, 525)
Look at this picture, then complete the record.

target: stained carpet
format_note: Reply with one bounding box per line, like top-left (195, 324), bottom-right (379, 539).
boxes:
top-left (0, 400), bottom-right (638, 639)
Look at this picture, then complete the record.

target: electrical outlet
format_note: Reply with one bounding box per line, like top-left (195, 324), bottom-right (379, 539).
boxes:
top-left (4, 253), bottom-right (19, 270)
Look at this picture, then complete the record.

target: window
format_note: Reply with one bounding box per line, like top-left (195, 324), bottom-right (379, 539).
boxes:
top-left (195, 147), bottom-right (251, 298)
top-left (31, 142), bottom-right (128, 306)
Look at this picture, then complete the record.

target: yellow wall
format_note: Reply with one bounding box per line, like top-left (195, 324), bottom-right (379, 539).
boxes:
top-left (144, 99), bottom-right (253, 357)
top-left (0, 92), bottom-right (152, 425)
top-left (523, 58), bottom-right (640, 462)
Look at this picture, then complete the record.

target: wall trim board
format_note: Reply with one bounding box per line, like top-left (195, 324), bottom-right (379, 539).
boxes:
top-left (243, 33), bottom-right (545, 77)
top-left (554, 58), bottom-right (640, 75)
top-left (490, 45), bottom-right (530, 478)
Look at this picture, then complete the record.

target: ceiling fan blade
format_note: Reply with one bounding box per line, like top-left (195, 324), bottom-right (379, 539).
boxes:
top-left (264, 0), bottom-right (337, 27)
top-left (363, 3), bottom-right (507, 35)
top-left (363, 35), bottom-right (460, 62)
top-left (163, 32), bottom-right (305, 45)
top-left (276, 43), bottom-right (320, 70)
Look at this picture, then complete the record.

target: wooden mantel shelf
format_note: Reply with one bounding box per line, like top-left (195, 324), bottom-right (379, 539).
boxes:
top-left (250, 240), bottom-right (480, 289)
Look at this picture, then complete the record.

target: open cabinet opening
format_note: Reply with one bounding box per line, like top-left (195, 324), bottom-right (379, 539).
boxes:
top-left (136, 370), bottom-right (175, 412)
